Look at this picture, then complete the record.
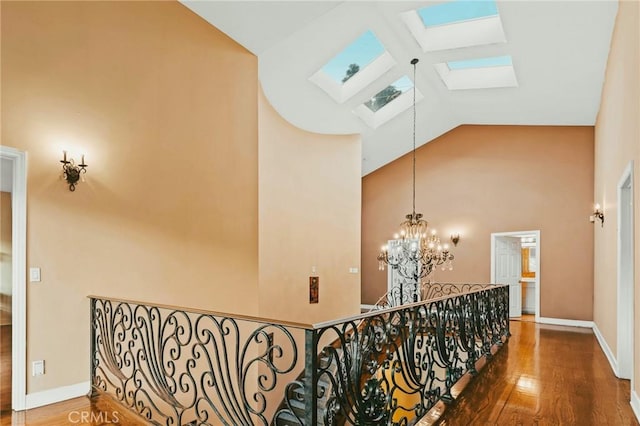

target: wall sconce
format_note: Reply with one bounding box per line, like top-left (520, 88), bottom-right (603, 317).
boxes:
top-left (590, 203), bottom-right (604, 227)
top-left (60, 151), bottom-right (87, 191)
top-left (450, 233), bottom-right (460, 246)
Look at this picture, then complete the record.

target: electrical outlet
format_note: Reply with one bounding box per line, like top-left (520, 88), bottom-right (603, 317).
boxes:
top-left (349, 267), bottom-right (359, 274)
top-left (32, 360), bottom-right (45, 376)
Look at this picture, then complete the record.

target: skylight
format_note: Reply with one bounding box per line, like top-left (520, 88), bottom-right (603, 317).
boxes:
top-left (364, 76), bottom-right (413, 112)
top-left (448, 55), bottom-right (512, 70)
top-left (309, 30), bottom-right (396, 104)
top-left (434, 55), bottom-right (518, 90)
top-left (400, 1), bottom-right (506, 52)
top-left (418, 1), bottom-right (498, 27)
top-left (321, 31), bottom-right (385, 84)
top-left (353, 76), bottom-right (423, 129)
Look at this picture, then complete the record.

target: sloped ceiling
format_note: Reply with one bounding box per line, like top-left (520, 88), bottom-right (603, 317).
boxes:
top-left (181, 1), bottom-right (618, 175)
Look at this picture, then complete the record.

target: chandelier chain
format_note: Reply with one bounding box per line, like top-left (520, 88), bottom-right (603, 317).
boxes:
top-left (412, 59), bottom-right (417, 216)
top-left (377, 58), bottom-right (455, 292)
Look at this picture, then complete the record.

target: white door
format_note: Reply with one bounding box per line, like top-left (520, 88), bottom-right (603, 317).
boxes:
top-left (495, 236), bottom-right (522, 317)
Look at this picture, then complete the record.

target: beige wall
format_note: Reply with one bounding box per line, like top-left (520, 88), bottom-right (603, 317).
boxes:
top-left (593, 0), bottom-right (640, 391)
top-left (1, 1), bottom-right (258, 392)
top-left (362, 125), bottom-right (594, 320)
top-left (1, 192), bottom-right (11, 295)
top-left (258, 88), bottom-right (361, 324)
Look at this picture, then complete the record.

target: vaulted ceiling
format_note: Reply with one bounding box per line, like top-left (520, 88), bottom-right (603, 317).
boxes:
top-left (181, 1), bottom-right (618, 175)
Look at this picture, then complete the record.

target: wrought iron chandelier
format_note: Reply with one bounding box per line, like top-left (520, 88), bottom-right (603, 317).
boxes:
top-left (377, 58), bottom-right (454, 283)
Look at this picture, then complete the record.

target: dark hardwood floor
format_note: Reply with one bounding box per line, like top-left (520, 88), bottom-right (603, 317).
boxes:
top-left (436, 320), bottom-right (639, 425)
top-left (0, 319), bottom-right (638, 425)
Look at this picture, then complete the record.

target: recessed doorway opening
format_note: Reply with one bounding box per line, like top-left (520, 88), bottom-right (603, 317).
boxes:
top-left (491, 230), bottom-right (541, 321)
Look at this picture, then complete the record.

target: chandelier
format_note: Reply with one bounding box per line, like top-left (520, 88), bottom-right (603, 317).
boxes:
top-left (377, 58), bottom-right (454, 283)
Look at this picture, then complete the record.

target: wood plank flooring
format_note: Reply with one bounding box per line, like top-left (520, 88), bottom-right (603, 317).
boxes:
top-left (0, 319), bottom-right (637, 425)
top-left (0, 325), bottom-right (10, 413)
top-left (0, 394), bottom-right (147, 426)
top-left (437, 320), bottom-right (639, 425)
top-left (0, 295), bottom-right (11, 327)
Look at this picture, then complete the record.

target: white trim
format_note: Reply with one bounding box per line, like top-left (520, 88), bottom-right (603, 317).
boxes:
top-left (24, 381), bottom-right (90, 409)
top-left (490, 230), bottom-right (540, 321)
top-left (360, 304), bottom-right (377, 311)
top-left (0, 146), bottom-right (27, 411)
top-left (537, 317), bottom-right (594, 328)
top-left (631, 390), bottom-right (640, 424)
top-left (434, 62), bottom-right (518, 91)
top-left (617, 160), bottom-right (634, 380)
top-left (593, 322), bottom-right (618, 375)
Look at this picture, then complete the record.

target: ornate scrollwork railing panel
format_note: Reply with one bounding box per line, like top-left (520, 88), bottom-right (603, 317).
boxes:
top-left (90, 298), bottom-right (304, 426)
top-left (91, 284), bottom-right (509, 426)
top-left (301, 284), bottom-right (509, 425)
top-left (373, 282), bottom-right (496, 310)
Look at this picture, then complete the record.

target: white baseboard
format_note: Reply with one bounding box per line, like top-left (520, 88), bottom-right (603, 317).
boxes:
top-left (592, 322), bottom-right (618, 376)
top-left (631, 390), bottom-right (640, 423)
top-left (360, 304), bottom-right (377, 311)
top-left (25, 381), bottom-right (90, 409)
top-left (536, 316), bottom-right (594, 328)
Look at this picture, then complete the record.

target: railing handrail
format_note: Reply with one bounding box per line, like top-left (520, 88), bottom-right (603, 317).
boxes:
top-left (370, 280), bottom-right (505, 311)
top-left (87, 294), bottom-right (314, 330)
top-left (89, 282), bottom-right (507, 332)
top-left (311, 283), bottom-right (507, 329)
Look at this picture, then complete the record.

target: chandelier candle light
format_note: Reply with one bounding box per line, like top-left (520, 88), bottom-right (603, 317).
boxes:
top-left (377, 58), bottom-right (454, 284)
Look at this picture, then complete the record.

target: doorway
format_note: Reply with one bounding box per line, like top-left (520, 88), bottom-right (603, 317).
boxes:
top-left (0, 146), bottom-right (26, 411)
top-left (617, 161), bottom-right (634, 381)
top-left (491, 230), bottom-right (541, 320)
top-left (0, 159), bottom-right (13, 413)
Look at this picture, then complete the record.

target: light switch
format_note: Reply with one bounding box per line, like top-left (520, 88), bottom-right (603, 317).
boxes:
top-left (29, 267), bottom-right (41, 282)
top-left (32, 360), bottom-right (44, 376)
top-left (349, 267), bottom-right (359, 274)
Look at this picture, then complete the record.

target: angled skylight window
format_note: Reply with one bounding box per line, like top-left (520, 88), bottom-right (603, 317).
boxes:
top-left (364, 76), bottom-right (413, 112)
top-left (418, 1), bottom-right (498, 27)
top-left (353, 76), bottom-right (424, 129)
top-left (309, 31), bottom-right (396, 104)
top-left (321, 31), bottom-right (385, 84)
top-left (434, 55), bottom-right (518, 90)
top-left (401, 1), bottom-right (506, 52)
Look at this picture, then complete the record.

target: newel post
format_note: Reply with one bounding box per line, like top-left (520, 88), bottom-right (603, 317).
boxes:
top-left (89, 297), bottom-right (97, 398)
top-left (303, 328), bottom-right (318, 425)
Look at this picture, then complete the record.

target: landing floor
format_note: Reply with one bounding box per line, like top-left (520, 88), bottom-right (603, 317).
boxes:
top-left (437, 320), bottom-right (639, 425)
top-left (0, 320), bottom-right (637, 425)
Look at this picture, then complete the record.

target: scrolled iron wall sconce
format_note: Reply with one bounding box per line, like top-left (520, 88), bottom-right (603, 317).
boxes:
top-left (591, 203), bottom-right (604, 227)
top-left (450, 233), bottom-right (460, 246)
top-left (60, 151), bottom-right (87, 191)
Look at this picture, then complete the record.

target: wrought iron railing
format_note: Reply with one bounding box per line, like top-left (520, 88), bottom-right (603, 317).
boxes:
top-left (372, 281), bottom-right (498, 309)
top-left (89, 283), bottom-right (509, 425)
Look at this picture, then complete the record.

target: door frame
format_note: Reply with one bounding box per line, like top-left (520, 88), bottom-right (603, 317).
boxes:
top-left (617, 160), bottom-right (634, 382)
top-left (491, 230), bottom-right (541, 322)
top-left (1, 146), bottom-right (27, 410)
